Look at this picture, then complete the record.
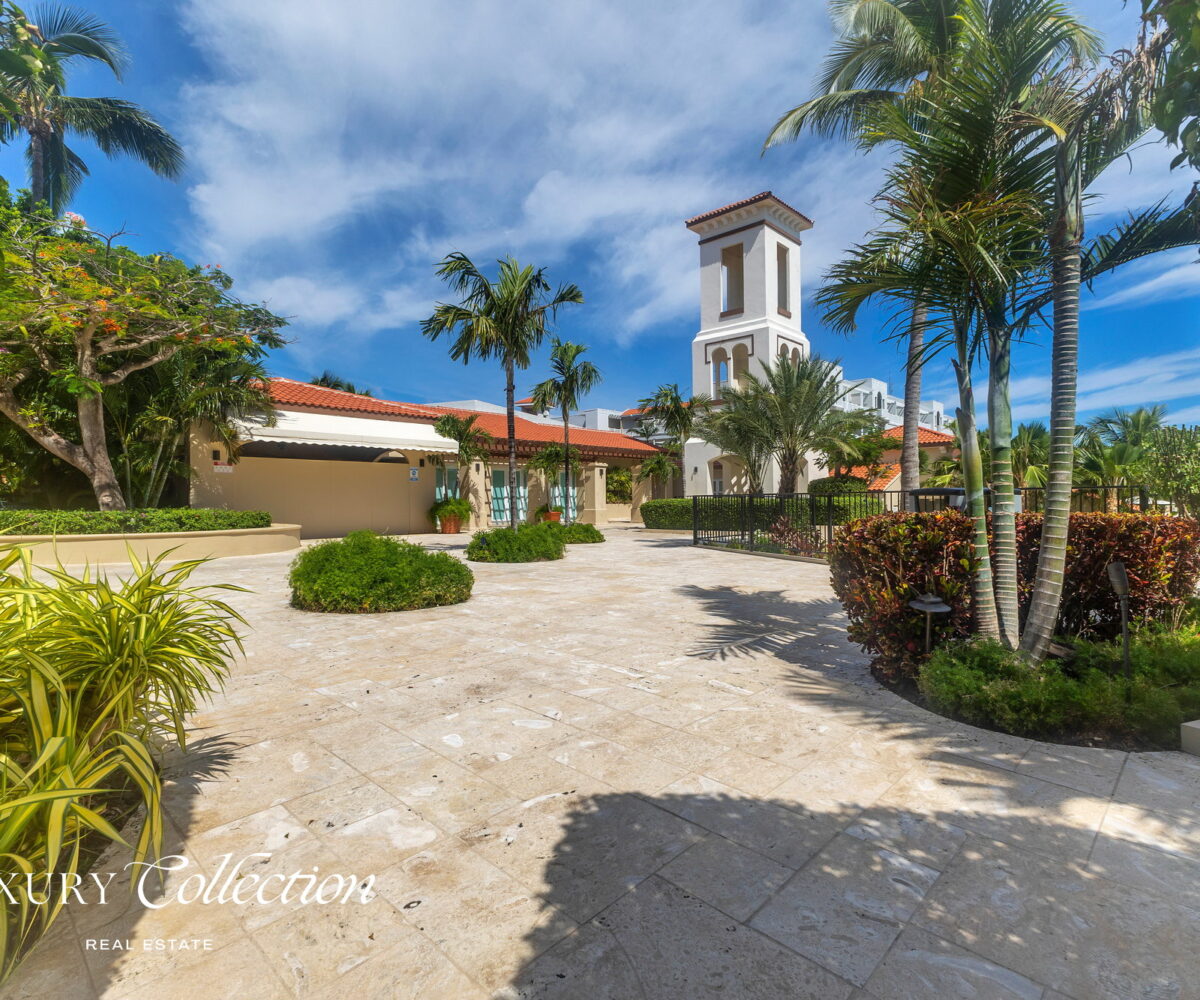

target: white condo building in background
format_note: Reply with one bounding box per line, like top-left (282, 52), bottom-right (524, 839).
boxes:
top-left (569, 191), bottom-right (945, 495)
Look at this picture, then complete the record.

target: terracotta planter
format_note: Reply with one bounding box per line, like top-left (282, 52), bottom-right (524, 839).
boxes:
top-left (439, 515), bottom-right (464, 534)
top-left (542, 511), bottom-right (562, 523)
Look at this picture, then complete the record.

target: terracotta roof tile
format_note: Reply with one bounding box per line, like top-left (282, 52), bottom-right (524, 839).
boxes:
top-left (265, 379), bottom-right (657, 459)
top-left (684, 191), bottom-right (814, 228)
top-left (881, 424), bottom-right (955, 445)
top-left (267, 378), bottom-right (441, 418)
top-left (425, 406), bottom-right (659, 457)
top-left (842, 463), bottom-right (902, 491)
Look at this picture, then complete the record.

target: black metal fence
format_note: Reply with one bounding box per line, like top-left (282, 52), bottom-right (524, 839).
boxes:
top-left (692, 485), bottom-right (1163, 558)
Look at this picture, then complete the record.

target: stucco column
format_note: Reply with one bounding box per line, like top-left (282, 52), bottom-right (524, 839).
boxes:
top-left (463, 460), bottom-right (490, 530)
top-left (580, 463), bottom-right (607, 525)
top-left (631, 466), bottom-right (653, 523)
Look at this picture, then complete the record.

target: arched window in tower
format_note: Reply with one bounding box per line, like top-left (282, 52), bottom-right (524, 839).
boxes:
top-left (777, 244), bottom-right (790, 315)
top-left (720, 244), bottom-right (744, 315)
top-left (711, 347), bottom-right (730, 398)
top-left (731, 343), bottom-right (750, 386)
top-left (790, 347), bottom-right (801, 367)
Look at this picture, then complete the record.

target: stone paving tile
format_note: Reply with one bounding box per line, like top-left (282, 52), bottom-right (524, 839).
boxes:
top-left (877, 755), bottom-right (1109, 861)
top-left (459, 789), bottom-right (704, 922)
top-left (914, 835), bottom-right (1200, 1000)
top-left (657, 833), bottom-right (794, 921)
top-left (7, 527), bottom-right (1194, 1000)
top-left (1015, 741), bottom-right (1127, 797)
top-left (751, 833), bottom-right (941, 986)
top-left (506, 876), bottom-right (854, 1000)
top-left (367, 751), bottom-right (521, 834)
top-left (863, 926), bottom-right (1045, 1000)
top-left (373, 838), bottom-right (576, 991)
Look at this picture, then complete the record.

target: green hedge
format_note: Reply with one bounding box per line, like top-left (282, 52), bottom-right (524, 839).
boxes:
top-left (920, 630), bottom-right (1200, 748)
top-left (639, 499), bottom-right (693, 529)
top-left (809, 475), bottom-right (869, 494)
top-left (290, 531), bottom-right (473, 613)
top-left (0, 508), bottom-right (272, 536)
top-left (465, 523), bottom-right (566, 562)
top-left (640, 495), bottom-right (886, 532)
top-left (544, 521), bottom-right (605, 543)
top-left (829, 511), bottom-right (1200, 680)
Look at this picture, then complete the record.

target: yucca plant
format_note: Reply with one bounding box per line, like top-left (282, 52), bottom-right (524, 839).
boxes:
top-left (0, 547), bottom-right (243, 983)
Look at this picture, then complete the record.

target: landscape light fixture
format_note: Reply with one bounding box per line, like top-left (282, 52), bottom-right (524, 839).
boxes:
top-left (1107, 561), bottom-right (1133, 702)
top-left (909, 592), bottom-right (951, 653)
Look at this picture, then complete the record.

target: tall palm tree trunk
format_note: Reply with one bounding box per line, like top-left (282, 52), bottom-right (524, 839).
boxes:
top-left (28, 130), bottom-right (46, 208)
top-left (987, 328), bottom-right (1019, 648)
top-left (953, 349), bottom-right (999, 639)
top-left (505, 356), bottom-right (518, 529)
top-left (901, 304), bottom-right (927, 508)
top-left (562, 409), bottom-right (572, 524)
top-left (1021, 151), bottom-right (1083, 664)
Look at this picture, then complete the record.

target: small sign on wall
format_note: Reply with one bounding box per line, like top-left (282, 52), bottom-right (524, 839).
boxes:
top-left (409, 468), bottom-right (420, 482)
top-left (213, 462), bottom-right (234, 474)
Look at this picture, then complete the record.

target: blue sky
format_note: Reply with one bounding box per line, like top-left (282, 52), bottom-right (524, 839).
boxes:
top-left (3, 0), bottom-right (1196, 422)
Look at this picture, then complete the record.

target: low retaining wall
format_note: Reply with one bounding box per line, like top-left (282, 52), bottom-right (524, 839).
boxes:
top-left (10, 523), bottom-right (302, 566)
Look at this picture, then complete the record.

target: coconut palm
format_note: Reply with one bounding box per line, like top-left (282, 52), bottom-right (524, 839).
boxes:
top-left (310, 371), bottom-right (373, 396)
top-left (530, 338), bottom-right (601, 523)
top-left (422, 252), bottom-right (583, 529)
top-left (0, 5), bottom-right (184, 212)
top-left (1087, 405), bottom-right (1165, 448)
top-left (634, 449), bottom-right (679, 499)
top-left (636, 384), bottom-right (710, 496)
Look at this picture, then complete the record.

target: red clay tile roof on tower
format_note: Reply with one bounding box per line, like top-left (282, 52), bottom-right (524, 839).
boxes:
top-left (267, 377), bottom-right (443, 418)
top-left (684, 191), bottom-right (814, 228)
top-left (880, 425), bottom-right (956, 445)
top-left (516, 397), bottom-right (534, 404)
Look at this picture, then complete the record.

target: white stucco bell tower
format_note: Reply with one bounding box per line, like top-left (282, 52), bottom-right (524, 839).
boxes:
top-left (683, 192), bottom-right (813, 495)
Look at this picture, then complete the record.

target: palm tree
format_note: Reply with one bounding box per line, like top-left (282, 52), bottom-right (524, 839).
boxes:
top-left (695, 404), bottom-right (772, 494)
top-left (1011, 421), bottom-right (1049, 489)
top-left (723, 353), bottom-right (871, 494)
top-left (0, 5), bottom-right (184, 212)
top-left (1087, 405), bottom-right (1165, 448)
top-left (422, 252), bottom-right (582, 529)
top-left (431, 413), bottom-right (493, 510)
top-left (634, 450), bottom-right (679, 499)
top-left (530, 338), bottom-right (601, 523)
top-left (310, 371), bottom-right (373, 396)
top-left (636, 384), bottom-right (710, 496)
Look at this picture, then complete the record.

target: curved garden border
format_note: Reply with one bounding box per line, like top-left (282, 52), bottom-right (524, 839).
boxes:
top-left (11, 522), bottom-right (301, 566)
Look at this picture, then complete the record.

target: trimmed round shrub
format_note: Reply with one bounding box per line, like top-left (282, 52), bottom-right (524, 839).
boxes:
top-left (544, 521), bottom-right (605, 544)
top-left (464, 523), bottom-right (565, 563)
top-left (0, 507), bottom-right (271, 535)
top-left (289, 531), bottom-right (473, 612)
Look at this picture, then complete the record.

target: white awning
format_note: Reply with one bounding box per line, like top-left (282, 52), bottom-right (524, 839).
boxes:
top-left (238, 410), bottom-right (458, 454)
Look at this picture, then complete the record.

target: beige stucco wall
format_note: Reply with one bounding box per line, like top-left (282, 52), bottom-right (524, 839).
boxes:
top-left (192, 447), bottom-right (439, 539)
top-left (14, 523), bottom-right (301, 567)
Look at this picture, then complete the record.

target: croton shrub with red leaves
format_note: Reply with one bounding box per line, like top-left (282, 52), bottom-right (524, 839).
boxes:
top-left (829, 511), bottom-right (1200, 680)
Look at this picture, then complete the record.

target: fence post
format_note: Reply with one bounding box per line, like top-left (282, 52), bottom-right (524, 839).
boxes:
top-left (692, 495), bottom-right (698, 547)
top-left (825, 494), bottom-right (834, 552)
top-left (740, 494), bottom-right (749, 551)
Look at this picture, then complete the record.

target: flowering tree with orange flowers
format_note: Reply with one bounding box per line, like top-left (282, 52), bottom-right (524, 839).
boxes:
top-left (0, 215), bottom-right (284, 509)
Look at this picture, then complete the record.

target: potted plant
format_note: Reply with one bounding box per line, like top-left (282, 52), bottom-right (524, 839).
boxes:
top-left (429, 497), bottom-right (474, 534)
top-left (534, 504), bottom-right (564, 523)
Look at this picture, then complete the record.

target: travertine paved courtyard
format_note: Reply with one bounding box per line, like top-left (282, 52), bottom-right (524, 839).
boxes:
top-left (7, 526), bottom-right (1200, 1000)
